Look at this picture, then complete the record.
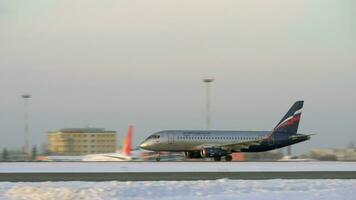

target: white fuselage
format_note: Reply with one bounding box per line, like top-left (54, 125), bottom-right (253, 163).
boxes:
top-left (140, 130), bottom-right (269, 152)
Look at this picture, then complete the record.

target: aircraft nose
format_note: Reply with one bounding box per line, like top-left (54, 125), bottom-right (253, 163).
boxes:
top-left (139, 141), bottom-right (148, 149)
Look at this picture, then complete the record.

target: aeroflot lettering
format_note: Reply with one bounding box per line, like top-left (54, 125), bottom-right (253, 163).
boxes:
top-left (183, 132), bottom-right (210, 135)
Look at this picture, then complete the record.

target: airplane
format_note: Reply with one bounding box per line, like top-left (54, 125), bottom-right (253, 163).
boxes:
top-left (139, 101), bottom-right (312, 161)
top-left (82, 125), bottom-right (140, 161)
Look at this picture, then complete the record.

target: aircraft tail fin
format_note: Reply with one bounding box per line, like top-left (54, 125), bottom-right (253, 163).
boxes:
top-left (273, 101), bottom-right (304, 134)
top-left (122, 125), bottom-right (133, 156)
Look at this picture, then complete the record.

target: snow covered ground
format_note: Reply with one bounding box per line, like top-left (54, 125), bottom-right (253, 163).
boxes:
top-left (0, 179), bottom-right (355, 200)
top-left (0, 162), bottom-right (355, 173)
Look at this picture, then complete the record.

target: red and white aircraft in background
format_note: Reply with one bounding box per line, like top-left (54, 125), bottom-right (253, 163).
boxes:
top-left (82, 125), bottom-right (141, 161)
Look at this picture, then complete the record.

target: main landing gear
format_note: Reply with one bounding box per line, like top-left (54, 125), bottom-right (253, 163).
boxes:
top-left (213, 155), bottom-right (232, 162)
top-left (213, 156), bottom-right (221, 161)
top-left (225, 155), bottom-right (232, 162)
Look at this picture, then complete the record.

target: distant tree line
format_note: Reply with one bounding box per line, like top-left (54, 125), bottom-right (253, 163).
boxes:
top-left (1, 145), bottom-right (39, 161)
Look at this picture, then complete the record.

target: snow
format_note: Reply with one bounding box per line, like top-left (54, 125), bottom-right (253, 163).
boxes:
top-left (0, 162), bottom-right (355, 173)
top-left (0, 179), bottom-right (355, 200)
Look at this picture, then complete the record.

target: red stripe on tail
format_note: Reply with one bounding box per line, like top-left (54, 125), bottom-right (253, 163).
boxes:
top-left (122, 125), bottom-right (133, 156)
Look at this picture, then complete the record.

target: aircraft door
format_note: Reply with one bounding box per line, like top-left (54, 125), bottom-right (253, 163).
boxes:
top-left (168, 133), bottom-right (174, 144)
top-left (268, 135), bottom-right (274, 145)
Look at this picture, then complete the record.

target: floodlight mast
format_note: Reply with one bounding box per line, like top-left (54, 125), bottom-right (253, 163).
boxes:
top-left (21, 94), bottom-right (31, 158)
top-left (202, 78), bottom-right (214, 130)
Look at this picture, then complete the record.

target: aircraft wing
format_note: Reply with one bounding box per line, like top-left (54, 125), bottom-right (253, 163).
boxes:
top-left (192, 138), bottom-right (266, 152)
top-left (217, 139), bottom-right (265, 152)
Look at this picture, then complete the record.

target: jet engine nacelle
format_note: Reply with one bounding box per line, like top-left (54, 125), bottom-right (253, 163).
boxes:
top-left (184, 151), bottom-right (202, 159)
top-left (200, 148), bottom-right (227, 158)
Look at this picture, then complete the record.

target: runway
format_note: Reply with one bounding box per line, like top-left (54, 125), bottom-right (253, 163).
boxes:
top-left (0, 162), bottom-right (355, 181)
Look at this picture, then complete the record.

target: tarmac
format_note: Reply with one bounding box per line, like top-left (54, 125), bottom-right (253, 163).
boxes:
top-left (0, 161), bottom-right (355, 181)
top-left (1, 171), bottom-right (356, 182)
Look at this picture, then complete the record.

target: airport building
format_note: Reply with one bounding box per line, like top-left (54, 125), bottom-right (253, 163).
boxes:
top-left (47, 128), bottom-right (117, 155)
top-left (310, 148), bottom-right (356, 161)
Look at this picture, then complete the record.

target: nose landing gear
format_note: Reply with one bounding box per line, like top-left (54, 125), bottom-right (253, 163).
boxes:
top-left (155, 152), bottom-right (161, 162)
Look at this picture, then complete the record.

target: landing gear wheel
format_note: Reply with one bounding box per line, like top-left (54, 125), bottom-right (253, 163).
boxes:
top-left (213, 156), bottom-right (221, 161)
top-left (225, 155), bottom-right (232, 162)
top-left (156, 152), bottom-right (161, 162)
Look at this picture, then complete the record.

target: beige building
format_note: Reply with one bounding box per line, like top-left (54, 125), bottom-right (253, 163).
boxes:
top-left (48, 128), bottom-right (117, 155)
top-left (310, 148), bottom-right (356, 161)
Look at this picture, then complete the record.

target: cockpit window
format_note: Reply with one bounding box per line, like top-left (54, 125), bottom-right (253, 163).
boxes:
top-left (148, 135), bottom-right (160, 139)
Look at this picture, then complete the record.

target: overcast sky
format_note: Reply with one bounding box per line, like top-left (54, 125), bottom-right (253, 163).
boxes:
top-left (0, 0), bottom-right (355, 154)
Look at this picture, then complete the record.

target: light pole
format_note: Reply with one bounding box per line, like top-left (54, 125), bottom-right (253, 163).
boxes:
top-left (21, 94), bottom-right (31, 157)
top-left (202, 78), bottom-right (214, 130)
